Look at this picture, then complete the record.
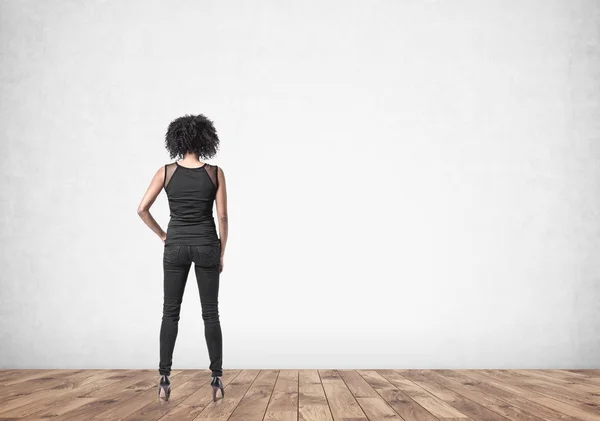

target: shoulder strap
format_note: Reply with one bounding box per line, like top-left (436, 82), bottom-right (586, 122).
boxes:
top-left (204, 163), bottom-right (218, 189)
top-left (164, 162), bottom-right (177, 188)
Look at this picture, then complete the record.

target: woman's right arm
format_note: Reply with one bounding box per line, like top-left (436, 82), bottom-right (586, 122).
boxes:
top-left (137, 166), bottom-right (168, 243)
top-left (215, 166), bottom-right (228, 273)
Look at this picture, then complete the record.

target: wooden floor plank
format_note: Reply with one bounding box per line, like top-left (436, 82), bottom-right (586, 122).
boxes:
top-left (33, 370), bottom-right (170, 421)
top-left (459, 370), bottom-right (584, 421)
top-left (338, 370), bottom-right (403, 420)
top-left (229, 370), bottom-right (279, 421)
top-left (0, 370), bottom-right (62, 388)
top-left (263, 369), bottom-right (299, 421)
top-left (379, 370), bottom-right (470, 419)
top-left (92, 370), bottom-right (203, 420)
top-left (482, 370), bottom-right (600, 420)
top-left (529, 397), bottom-right (600, 421)
top-left (338, 370), bottom-right (380, 399)
top-left (459, 370), bottom-right (547, 400)
top-left (0, 370), bottom-right (116, 417)
top-left (518, 369), bottom-right (600, 390)
top-left (0, 369), bottom-right (81, 389)
top-left (509, 370), bottom-right (600, 406)
top-left (12, 370), bottom-right (129, 420)
top-left (1, 369), bottom-right (598, 421)
top-left (526, 370), bottom-right (600, 394)
top-left (0, 369), bottom-right (103, 406)
top-left (120, 370), bottom-right (211, 421)
top-left (298, 370), bottom-right (333, 421)
top-left (513, 370), bottom-right (576, 386)
top-left (419, 370), bottom-right (548, 421)
top-left (398, 370), bottom-right (510, 421)
top-left (319, 369), bottom-right (369, 421)
top-left (541, 370), bottom-right (597, 381)
top-left (193, 369), bottom-right (261, 421)
top-left (563, 370), bottom-right (600, 378)
top-left (364, 370), bottom-right (442, 421)
top-left (158, 369), bottom-right (242, 421)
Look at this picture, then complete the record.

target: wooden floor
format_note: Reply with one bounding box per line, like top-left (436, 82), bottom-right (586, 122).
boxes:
top-left (0, 369), bottom-right (599, 421)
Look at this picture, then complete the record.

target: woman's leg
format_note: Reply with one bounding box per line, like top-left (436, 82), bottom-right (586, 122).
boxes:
top-left (159, 245), bottom-right (191, 376)
top-left (192, 245), bottom-right (223, 377)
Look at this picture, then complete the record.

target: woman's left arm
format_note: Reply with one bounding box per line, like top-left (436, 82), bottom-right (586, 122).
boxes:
top-left (137, 166), bottom-right (167, 243)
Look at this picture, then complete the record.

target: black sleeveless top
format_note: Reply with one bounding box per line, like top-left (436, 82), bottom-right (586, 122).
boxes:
top-left (163, 161), bottom-right (220, 247)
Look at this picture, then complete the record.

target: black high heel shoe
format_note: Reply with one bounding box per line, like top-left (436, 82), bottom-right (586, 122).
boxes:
top-left (211, 376), bottom-right (224, 401)
top-left (158, 375), bottom-right (171, 401)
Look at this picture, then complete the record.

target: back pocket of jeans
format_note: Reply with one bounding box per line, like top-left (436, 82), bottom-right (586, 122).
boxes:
top-left (163, 245), bottom-right (181, 263)
top-left (194, 245), bottom-right (219, 267)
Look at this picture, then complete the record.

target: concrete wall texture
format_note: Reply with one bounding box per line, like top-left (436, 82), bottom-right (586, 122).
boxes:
top-left (1, 0), bottom-right (599, 370)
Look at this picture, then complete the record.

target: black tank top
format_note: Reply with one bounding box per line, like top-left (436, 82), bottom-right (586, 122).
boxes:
top-left (163, 161), bottom-right (220, 247)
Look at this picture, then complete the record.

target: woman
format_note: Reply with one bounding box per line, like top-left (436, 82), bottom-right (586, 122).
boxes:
top-left (136, 113), bottom-right (228, 402)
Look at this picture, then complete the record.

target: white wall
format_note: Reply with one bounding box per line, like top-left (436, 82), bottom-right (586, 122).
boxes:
top-left (1, 0), bottom-right (599, 370)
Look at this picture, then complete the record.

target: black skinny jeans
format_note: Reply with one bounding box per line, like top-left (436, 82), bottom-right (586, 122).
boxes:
top-left (159, 243), bottom-right (223, 377)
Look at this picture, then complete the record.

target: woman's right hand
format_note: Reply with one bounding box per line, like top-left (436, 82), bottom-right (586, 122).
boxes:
top-left (220, 256), bottom-right (224, 273)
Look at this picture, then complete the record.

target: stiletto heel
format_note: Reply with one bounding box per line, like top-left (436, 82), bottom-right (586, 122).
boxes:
top-left (211, 376), bottom-right (224, 401)
top-left (158, 375), bottom-right (171, 401)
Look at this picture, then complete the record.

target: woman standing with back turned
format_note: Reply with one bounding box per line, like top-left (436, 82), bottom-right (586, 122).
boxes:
top-left (136, 113), bottom-right (228, 402)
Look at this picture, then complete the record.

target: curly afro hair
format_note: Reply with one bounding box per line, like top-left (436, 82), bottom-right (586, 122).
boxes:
top-left (164, 113), bottom-right (220, 160)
